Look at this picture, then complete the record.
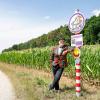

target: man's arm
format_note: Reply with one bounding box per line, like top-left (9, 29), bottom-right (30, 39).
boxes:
top-left (50, 47), bottom-right (55, 67)
top-left (68, 46), bottom-right (75, 52)
top-left (62, 46), bottom-right (75, 55)
top-left (50, 52), bottom-right (54, 61)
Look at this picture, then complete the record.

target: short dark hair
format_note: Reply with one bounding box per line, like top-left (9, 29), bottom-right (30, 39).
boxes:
top-left (59, 38), bottom-right (65, 41)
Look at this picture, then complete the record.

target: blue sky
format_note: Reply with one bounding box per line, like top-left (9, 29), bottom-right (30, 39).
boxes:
top-left (0, 0), bottom-right (100, 52)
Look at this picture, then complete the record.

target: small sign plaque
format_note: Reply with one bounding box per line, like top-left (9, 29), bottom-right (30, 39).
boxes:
top-left (71, 34), bottom-right (83, 47)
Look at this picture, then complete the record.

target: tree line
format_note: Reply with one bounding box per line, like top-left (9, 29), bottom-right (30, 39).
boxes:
top-left (2, 15), bottom-right (100, 52)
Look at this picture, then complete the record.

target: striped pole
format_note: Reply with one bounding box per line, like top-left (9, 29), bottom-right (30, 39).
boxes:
top-left (73, 47), bottom-right (81, 97)
top-left (75, 52), bottom-right (81, 97)
top-left (68, 9), bottom-right (85, 97)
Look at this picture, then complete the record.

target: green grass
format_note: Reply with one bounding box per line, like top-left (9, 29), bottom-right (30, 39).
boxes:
top-left (0, 45), bottom-right (100, 79)
top-left (0, 62), bottom-right (100, 100)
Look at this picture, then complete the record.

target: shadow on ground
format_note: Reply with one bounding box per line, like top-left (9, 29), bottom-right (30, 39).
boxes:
top-left (59, 86), bottom-right (97, 96)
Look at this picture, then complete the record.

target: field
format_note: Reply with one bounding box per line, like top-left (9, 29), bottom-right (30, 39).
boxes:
top-left (0, 45), bottom-right (100, 100)
top-left (0, 45), bottom-right (100, 80)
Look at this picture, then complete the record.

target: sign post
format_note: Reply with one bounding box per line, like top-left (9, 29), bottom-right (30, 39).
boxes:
top-left (68, 9), bottom-right (85, 97)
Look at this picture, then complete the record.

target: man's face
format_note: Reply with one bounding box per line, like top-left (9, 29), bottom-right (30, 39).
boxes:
top-left (59, 40), bottom-right (64, 47)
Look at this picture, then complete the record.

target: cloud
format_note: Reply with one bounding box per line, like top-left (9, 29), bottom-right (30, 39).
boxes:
top-left (44, 16), bottom-right (50, 20)
top-left (92, 9), bottom-right (100, 17)
top-left (0, 16), bottom-right (61, 52)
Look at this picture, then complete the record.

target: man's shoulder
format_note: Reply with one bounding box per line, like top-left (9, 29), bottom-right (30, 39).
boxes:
top-left (63, 45), bottom-right (68, 49)
top-left (51, 45), bottom-right (58, 51)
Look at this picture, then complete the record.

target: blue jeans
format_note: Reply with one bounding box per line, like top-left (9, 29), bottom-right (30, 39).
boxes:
top-left (50, 65), bottom-right (64, 90)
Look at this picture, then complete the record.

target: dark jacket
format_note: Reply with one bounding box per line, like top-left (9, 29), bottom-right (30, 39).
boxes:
top-left (50, 45), bottom-right (69, 67)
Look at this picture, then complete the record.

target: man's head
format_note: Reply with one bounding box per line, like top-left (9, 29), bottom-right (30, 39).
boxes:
top-left (59, 39), bottom-right (65, 47)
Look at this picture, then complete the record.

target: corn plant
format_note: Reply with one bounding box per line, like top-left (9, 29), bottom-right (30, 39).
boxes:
top-left (0, 45), bottom-right (100, 79)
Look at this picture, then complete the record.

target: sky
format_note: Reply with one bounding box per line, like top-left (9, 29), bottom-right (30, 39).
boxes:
top-left (0, 0), bottom-right (100, 52)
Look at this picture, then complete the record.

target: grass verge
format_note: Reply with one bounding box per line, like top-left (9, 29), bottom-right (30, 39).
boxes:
top-left (0, 62), bottom-right (100, 100)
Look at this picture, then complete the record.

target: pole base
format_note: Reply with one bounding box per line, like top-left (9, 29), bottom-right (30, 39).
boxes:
top-left (76, 92), bottom-right (81, 97)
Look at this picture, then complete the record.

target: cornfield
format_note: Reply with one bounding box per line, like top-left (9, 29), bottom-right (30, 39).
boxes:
top-left (0, 45), bottom-right (100, 79)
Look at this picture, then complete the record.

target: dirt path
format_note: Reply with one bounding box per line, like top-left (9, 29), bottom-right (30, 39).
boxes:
top-left (0, 70), bottom-right (15, 100)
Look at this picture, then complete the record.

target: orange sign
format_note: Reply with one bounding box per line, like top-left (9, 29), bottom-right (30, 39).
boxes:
top-left (73, 47), bottom-right (80, 58)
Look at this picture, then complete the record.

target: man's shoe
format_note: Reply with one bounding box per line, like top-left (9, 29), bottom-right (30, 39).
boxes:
top-left (49, 84), bottom-right (54, 90)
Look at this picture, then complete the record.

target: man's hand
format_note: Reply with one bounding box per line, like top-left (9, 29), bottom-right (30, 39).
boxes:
top-left (68, 46), bottom-right (75, 52)
top-left (62, 50), bottom-right (68, 55)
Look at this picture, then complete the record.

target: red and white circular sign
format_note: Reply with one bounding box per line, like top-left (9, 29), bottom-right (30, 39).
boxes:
top-left (68, 13), bottom-right (85, 34)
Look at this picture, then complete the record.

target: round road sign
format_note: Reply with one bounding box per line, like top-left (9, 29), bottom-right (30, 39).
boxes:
top-left (68, 13), bottom-right (85, 34)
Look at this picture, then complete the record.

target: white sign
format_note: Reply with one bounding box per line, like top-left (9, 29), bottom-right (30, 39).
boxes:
top-left (71, 34), bottom-right (83, 47)
top-left (68, 13), bottom-right (85, 34)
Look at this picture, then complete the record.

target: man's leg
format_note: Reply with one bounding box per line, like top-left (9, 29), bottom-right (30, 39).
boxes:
top-left (49, 65), bottom-right (58, 90)
top-left (52, 66), bottom-right (60, 90)
top-left (54, 81), bottom-right (59, 90)
top-left (50, 66), bottom-right (64, 90)
top-left (54, 67), bottom-right (64, 90)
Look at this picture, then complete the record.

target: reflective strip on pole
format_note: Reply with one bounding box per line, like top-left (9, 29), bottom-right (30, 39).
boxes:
top-left (75, 57), bottom-right (81, 97)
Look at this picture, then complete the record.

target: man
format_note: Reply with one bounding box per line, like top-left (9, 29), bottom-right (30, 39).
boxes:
top-left (49, 39), bottom-right (73, 90)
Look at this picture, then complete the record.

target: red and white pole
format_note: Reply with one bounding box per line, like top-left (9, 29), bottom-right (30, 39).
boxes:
top-left (73, 47), bottom-right (81, 97)
top-left (75, 57), bottom-right (81, 97)
top-left (68, 9), bottom-right (85, 97)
